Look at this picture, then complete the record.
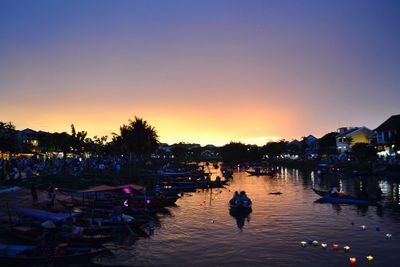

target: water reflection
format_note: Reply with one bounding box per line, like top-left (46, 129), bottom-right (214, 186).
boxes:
top-left (100, 167), bottom-right (400, 267)
top-left (229, 208), bottom-right (252, 230)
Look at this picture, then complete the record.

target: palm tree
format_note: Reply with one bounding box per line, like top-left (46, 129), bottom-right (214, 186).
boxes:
top-left (118, 117), bottom-right (159, 163)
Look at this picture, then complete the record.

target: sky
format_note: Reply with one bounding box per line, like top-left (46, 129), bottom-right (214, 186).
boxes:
top-left (1, 0), bottom-right (399, 146)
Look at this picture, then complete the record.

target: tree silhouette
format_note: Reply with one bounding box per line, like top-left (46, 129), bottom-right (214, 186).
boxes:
top-left (118, 117), bottom-right (159, 163)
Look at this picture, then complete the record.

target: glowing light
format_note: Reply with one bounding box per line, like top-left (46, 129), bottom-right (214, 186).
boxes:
top-left (122, 187), bottom-right (132, 194)
top-left (300, 241), bottom-right (307, 247)
top-left (321, 243), bottom-right (327, 249)
top-left (146, 200), bottom-right (151, 204)
top-left (366, 255), bottom-right (374, 262)
top-left (361, 225), bottom-right (366, 230)
top-left (332, 244), bottom-right (339, 251)
top-left (312, 240), bottom-right (319, 247)
top-left (344, 245), bottom-right (350, 252)
top-left (349, 257), bottom-right (357, 265)
top-left (385, 233), bottom-right (392, 239)
top-left (124, 200), bottom-right (129, 207)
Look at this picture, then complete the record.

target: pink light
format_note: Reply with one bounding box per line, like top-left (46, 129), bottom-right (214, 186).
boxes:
top-left (122, 187), bottom-right (132, 194)
top-left (146, 200), bottom-right (151, 204)
top-left (124, 200), bottom-right (129, 207)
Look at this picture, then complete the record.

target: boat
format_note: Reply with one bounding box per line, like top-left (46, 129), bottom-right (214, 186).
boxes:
top-left (229, 194), bottom-right (252, 211)
top-left (246, 170), bottom-right (275, 176)
top-left (312, 188), bottom-right (381, 205)
top-left (0, 243), bottom-right (107, 265)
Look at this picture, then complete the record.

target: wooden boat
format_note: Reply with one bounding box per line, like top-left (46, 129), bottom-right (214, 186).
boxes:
top-left (0, 243), bottom-right (107, 265)
top-left (312, 188), bottom-right (381, 205)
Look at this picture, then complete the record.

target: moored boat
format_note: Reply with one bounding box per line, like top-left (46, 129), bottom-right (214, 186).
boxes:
top-left (312, 188), bottom-right (381, 205)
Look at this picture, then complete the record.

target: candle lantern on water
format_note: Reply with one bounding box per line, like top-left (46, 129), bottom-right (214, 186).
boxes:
top-left (321, 243), bottom-right (327, 249)
top-left (332, 244), bottom-right (339, 251)
top-left (312, 240), bottom-right (319, 247)
top-left (344, 246), bottom-right (350, 252)
top-left (300, 241), bottom-right (307, 247)
top-left (349, 257), bottom-right (357, 265)
top-left (366, 255), bottom-right (374, 263)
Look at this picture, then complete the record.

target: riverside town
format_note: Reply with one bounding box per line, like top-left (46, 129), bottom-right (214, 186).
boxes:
top-left (1, 1), bottom-right (399, 267)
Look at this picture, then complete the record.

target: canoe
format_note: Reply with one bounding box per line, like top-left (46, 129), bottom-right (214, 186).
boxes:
top-left (312, 188), bottom-right (381, 205)
top-left (0, 243), bottom-right (107, 265)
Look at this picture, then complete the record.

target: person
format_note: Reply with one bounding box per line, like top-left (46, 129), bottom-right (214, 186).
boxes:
top-left (47, 183), bottom-right (56, 208)
top-left (30, 183), bottom-right (38, 203)
top-left (230, 191), bottom-right (239, 206)
top-left (330, 187), bottom-right (338, 195)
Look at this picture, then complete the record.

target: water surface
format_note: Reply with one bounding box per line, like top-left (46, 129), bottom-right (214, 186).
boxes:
top-left (103, 168), bottom-right (400, 267)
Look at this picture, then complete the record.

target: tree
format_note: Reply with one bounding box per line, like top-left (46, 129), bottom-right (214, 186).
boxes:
top-left (70, 124), bottom-right (87, 155)
top-left (118, 117), bottom-right (159, 163)
top-left (319, 132), bottom-right (338, 156)
top-left (171, 143), bottom-right (188, 160)
top-left (0, 121), bottom-right (17, 180)
top-left (220, 142), bottom-right (248, 164)
top-left (0, 121), bottom-right (17, 153)
top-left (263, 140), bottom-right (287, 159)
top-left (351, 143), bottom-right (377, 162)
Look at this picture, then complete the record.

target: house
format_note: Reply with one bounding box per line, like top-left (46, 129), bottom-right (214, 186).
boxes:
top-left (374, 115), bottom-right (400, 146)
top-left (303, 135), bottom-right (319, 157)
top-left (336, 127), bottom-right (372, 154)
top-left (374, 114), bottom-right (400, 155)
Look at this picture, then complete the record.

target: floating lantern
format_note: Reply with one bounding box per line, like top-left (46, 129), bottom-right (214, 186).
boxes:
top-left (123, 200), bottom-right (129, 207)
top-left (146, 200), bottom-right (151, 204)
top-left (361, 225), bottom-right (366, 230)
top-left (300, 241), bottom-right (307, 247)
top-left (332, 244), bottom-right (339, 251)
top-left (344, 245), bottom-right (350, 252)
top-left (349, 257), bottom-right (357, 265)
top-left (321, 243), bottom-right (327, 249)
top-left (312, 240), bottom-right (319, 247)
top-left (307, 240), bottom-right (313, 245)
top-left (366, 255), bottom-right (374, 262)
top-left (385, 233), bottom-right (392, 239)
top-left (211, 220), bottom-right (215, 223)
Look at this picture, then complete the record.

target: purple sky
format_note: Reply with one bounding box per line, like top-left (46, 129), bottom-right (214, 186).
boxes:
top-left (1, 0), bottom-right (399, 145)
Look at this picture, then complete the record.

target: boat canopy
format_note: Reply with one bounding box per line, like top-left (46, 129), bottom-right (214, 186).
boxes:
top-left (13, 207), bottom-right (81, 222)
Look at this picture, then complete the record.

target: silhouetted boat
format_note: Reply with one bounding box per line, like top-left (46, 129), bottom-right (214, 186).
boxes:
top-left (246, 170), bottom-right (275, 176)
top-left (312, 188), bottom-right (381, 205)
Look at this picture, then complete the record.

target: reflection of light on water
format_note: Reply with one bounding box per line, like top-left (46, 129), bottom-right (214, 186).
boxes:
top-left (295, 169), bottom-right (299, 180)
top-left (339, 179), bottom-right (343, 191)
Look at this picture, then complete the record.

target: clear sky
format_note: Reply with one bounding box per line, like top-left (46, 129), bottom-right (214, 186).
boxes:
top-left (1, 0), bottom-right (399, 145)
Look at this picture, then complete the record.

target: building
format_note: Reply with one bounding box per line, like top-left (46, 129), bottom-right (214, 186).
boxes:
top-left (303, 135), bottom-right (319, 157)
top-left (374, 114), bottom-right (400, 156)
top-left (336, 127), bottom-right (372, 154)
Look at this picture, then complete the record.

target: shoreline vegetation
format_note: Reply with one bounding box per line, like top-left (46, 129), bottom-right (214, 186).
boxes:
top-left (1, 116), bottom-right (400, 191)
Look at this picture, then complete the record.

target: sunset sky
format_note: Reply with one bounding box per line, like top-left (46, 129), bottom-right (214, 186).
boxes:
top-left (1, 0), bottom-right (399, 145)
